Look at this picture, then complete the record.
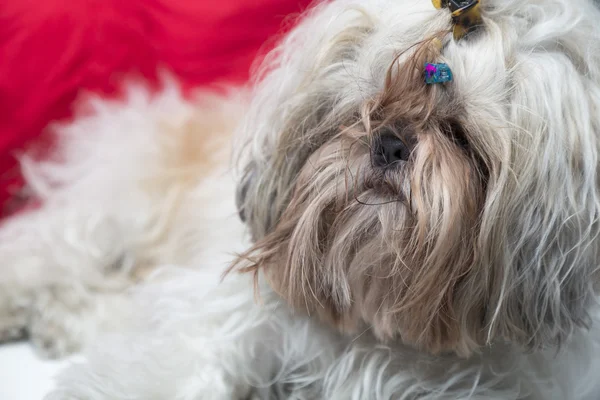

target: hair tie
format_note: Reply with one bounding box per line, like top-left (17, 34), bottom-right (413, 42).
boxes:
top-left (432, 0), bottom-right (482, 40)
top-left (425, 63), bottom-right (453, 84)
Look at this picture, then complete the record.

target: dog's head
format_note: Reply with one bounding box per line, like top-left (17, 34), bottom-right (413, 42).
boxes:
top-left (234, 0), bottom-right (600, 356)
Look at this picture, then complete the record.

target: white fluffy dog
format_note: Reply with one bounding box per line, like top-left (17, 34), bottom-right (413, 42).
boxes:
top-left (2, 0), bottom-right (600, 398)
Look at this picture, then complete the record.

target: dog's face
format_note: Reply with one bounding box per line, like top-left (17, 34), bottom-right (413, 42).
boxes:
top-left (235, 0), bottom-right (600, 356)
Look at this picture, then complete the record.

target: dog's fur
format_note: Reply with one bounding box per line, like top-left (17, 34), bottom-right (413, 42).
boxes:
top-left (0, 84), bottom-right (246, 357)
top-left (1, 0), bottom-right (600, 398)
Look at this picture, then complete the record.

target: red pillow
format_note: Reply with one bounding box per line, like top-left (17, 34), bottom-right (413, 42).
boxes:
top-left (0, 0), bottom-right (313, 216)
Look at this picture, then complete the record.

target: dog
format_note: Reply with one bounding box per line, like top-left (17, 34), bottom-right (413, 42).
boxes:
top-left (2, 0), bottom-right (600, 398)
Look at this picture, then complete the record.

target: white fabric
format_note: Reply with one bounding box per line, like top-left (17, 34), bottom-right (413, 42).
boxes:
top-left (0, 343), bottom-right (73, 400)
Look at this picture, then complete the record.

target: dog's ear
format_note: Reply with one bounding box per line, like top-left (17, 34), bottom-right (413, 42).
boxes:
top-left (469, 42), bottom-right (600, 350)
top-left (235, 164), bottom-right (254, 224)
top-left (477, 187), bottom-right (600, 350)
top-left (477, 170), bottom-right (600, 350)
top-left (235, 160), bottom-right (285, 241)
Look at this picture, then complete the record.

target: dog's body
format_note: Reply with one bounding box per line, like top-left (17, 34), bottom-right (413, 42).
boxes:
top-left (0, 85), bottom-right (245, 357)
top-left (2, 0), bottom-right (600, 398)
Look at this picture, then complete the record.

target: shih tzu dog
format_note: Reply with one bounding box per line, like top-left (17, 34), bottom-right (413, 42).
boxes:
top-left (2, 0), bottom-right (600, 398)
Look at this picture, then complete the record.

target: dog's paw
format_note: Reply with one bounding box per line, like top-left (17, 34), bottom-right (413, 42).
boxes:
top-left (28, 283), bottom-right (94, 359)
top-left (0, 286), bottom-right (30, 343)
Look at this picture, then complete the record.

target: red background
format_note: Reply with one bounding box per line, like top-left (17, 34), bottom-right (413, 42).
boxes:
top-left (0, 0), bottom-right (313, 217)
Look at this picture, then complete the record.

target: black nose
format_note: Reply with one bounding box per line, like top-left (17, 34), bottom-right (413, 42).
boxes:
top-left (371, 133), bottom-right (411, 168)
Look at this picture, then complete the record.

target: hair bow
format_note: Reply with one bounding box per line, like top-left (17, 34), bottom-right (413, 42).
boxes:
top-left (431, 0), bottom-right (482, 40)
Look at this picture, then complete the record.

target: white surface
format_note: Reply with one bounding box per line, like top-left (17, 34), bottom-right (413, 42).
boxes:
top-left (0, 342), bottom-right (73, 400)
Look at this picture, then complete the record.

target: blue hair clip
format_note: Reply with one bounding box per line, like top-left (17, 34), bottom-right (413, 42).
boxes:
top-left (424, 63), bottom-right (453, 84)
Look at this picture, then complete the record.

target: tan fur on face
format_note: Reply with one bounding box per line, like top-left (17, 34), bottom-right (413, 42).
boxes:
top-left (235, 39), bottom-right (489, 356)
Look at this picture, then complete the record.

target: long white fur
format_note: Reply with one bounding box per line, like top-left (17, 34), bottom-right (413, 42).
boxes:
top-left (0, 0), bottom-right (598, 398)
top-left (0, 81), bottom-right (245, 356)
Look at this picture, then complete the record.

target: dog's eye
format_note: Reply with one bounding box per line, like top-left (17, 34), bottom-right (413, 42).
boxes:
top-left (371, 132), bottom-right (411, 168)
top-left (447, 120), bottom-right (470, 151)
top-left (445, 120), bottom-right (489, 184)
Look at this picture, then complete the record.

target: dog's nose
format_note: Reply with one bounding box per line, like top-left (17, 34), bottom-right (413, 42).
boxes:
top-left (371, 133), bottom-right (410, 168)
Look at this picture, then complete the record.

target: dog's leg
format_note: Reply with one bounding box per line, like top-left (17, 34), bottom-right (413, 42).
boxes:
top-left (0, 285), bottom-right (30, 343)
top-left (27, 282), bottom-right (135, 359)
top-left (45, 269), bottom-right (515, 400)
top-left (0, 207), bottom-right (139, 358)
top-left (45, 271), bottom-right (277, 400)
top-left (39, 266), bottom-right (530, 399)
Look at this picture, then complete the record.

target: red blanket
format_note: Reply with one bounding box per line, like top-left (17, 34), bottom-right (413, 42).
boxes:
top-left (0, 0), bottom-right (313, 216)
